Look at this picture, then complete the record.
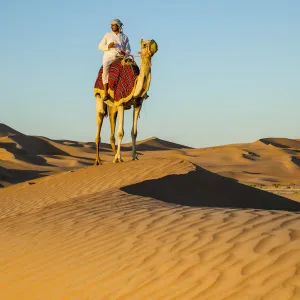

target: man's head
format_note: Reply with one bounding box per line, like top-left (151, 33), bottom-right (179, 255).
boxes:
top-left (111, 19), bottom-right (123, 33)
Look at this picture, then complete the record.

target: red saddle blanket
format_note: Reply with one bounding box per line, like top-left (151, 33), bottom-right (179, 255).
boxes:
top-left (94, 58), bottom-right (140, 104)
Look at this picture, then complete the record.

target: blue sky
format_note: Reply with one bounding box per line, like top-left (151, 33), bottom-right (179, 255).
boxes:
top-left (1, 0), bottom-right (299, 147)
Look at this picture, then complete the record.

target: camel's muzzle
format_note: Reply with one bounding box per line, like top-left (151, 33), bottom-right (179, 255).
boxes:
top-left (149, 40), bottom-right (158, 56)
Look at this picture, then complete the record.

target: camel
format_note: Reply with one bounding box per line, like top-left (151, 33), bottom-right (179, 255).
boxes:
top-left (94, 39), bottom-right (158, 165)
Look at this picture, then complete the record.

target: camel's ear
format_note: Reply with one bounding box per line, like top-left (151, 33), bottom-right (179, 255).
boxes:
top-left (140, 39), bottom-right (143, 45)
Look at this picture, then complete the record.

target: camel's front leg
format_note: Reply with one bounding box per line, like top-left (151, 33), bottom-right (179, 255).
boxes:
top-left (131, 104), bottom-right (142, 160)
top-left (94, 95), bottom-right (106, 165)
top-left (109, 106), bottom-right (118, 155)
top-left (113, 105), bottom-right (124, 163)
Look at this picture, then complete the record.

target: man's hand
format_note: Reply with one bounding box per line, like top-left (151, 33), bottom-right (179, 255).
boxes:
top-left (108, 42), bottom-right (115, 49)
top-left (119, 51), bottom-right (125, 56)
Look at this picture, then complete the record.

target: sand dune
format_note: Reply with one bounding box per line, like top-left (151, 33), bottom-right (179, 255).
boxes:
top-left (122, 136), bottom-right (193, 151)
top-left (0, 126), bottom-right (192, 187)
top-left (1, 125), bottom-right (299, 201)
top-left (1, 124), bottom-right (299, 192)
top-left (1, 124), bottom-right (300, 298)
top-left (260, 137), bottom-right (300, 149)
top-left (1, 156), bottom-right (300, 299)
top-left (0, 124), bottom-right (69, 156)
top-left (0, 123), bottom-right (22, 137)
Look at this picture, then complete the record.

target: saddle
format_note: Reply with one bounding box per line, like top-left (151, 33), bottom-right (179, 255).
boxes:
top-left (94, 56), bottom-right (140, 106)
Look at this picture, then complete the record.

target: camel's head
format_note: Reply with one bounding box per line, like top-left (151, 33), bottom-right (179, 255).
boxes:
top-left (140, 39), bottom-right (158, 58)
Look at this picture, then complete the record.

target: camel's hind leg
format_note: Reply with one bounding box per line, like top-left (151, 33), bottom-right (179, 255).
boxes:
top-left (109, 105), bottom-right (118, 155)
top-left (113, 105), bottom-right (124, 163)
top-left (94, 95), bottom-right (106, 165)
top-left (131, 103), bottom-right (142, 160)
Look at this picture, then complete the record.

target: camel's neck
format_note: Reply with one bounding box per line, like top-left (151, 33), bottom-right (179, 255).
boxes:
top-left (133, 56), bottom-right (152, 98)
top-left (140, 56), bottom-right (151, 74)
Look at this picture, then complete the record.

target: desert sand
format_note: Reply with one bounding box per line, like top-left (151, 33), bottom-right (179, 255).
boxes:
top-left (1, 123), bottom-right (300, 299)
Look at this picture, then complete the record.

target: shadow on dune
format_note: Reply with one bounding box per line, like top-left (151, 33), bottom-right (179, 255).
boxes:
top-left (291, 156), bottom-right (300, 167)
top-left (260, 138), bottom-right (300, 150)
top-left (121, 166), bottom-right (300, 212)
top-left (0, 143), bottom-right (54, 166)
top-left (11, 135), bottom-right (70, 156)
top-left (70, 156), bottom-right (95, 161)
top-left (52, 140), bottom-right (112, 152)
top-left (51, 139), bottom-right (85, 148)
top-left (260, 138), bottom-right (289, 149)
top-left (0, 166), bottom-right (49, 186)
top-left (285, 149), bottom-right (300, 155)
top-left (80, 143), bottom-right (113, 153)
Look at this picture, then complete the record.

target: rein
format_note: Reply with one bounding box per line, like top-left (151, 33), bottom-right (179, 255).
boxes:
top-left (118, 41), bottom-right (152, 60)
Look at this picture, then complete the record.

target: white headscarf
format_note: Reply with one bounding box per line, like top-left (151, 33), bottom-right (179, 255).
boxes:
top-left (111, 19), bottom-right (123, 32)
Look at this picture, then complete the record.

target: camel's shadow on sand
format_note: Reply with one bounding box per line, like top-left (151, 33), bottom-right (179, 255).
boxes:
top-left (121, 165), bottom-right (300, 212)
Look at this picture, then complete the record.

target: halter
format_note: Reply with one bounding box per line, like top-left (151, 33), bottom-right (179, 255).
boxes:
top-left (138, 40), bottom-right (154, 58)
top-left (119, 40), bottom-right (157, 59)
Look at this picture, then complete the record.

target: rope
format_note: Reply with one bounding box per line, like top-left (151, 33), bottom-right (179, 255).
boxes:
top-left (117, 53), bottom-right (140, 59)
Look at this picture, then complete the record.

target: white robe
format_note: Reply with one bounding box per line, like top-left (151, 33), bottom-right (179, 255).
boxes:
top-left (98, 32), bottom-right (131, 84)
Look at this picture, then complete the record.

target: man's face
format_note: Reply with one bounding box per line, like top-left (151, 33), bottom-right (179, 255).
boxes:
top-left (111, 24), bottom-right (119, 32)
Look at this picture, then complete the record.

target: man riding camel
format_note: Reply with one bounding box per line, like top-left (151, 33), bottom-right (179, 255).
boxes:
top-left (98, 19), bottom-right (131, 101)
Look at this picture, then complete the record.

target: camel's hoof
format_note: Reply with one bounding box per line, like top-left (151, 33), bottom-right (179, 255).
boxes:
top-left (94, 160), bottom-right (102, 166)
top-left (113, 158), bottom-right (123, 163)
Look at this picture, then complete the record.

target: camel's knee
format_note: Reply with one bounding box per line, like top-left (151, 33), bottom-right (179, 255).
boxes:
top-left (96, 111), bottom-right (106, 119)
top-left (96, 108), bottom-right (107, 118)
top-left (95, 136), bottom-right (101, 145)
top-left (117, 130), bottom-right (124, 140)
top-left (110, 135), bottom-right (115, 144)
top-left (131, 129), bottom-right (137, 139)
